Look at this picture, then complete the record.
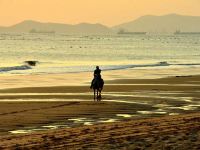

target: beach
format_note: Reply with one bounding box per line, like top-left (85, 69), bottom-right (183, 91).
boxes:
top-left (0, 113), bottom-right (199, 149)
top-left (0, 68), bottom-right (199, 149)
top-left (0, 3), bottom-right (200, 149)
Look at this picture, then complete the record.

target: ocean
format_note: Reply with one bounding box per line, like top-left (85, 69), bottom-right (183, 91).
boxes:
top-left (0, 33), bottom-right (200, 75)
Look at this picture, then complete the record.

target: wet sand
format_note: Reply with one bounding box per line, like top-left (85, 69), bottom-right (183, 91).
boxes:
top-left (0, 73), bottom-right (200, 149)
top-left (0, 113), bottom-right (199, 149)
top-left (0, 101), bottom-right (151, 135)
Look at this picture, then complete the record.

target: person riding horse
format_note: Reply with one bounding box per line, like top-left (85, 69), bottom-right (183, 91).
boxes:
top-left (90, 66), bottom-right (104, 101)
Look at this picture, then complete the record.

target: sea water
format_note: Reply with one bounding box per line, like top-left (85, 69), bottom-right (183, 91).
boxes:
top-left (0, 33), bottom-right (200, 75)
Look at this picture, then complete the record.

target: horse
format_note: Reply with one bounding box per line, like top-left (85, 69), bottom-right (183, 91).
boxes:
top-left (90, 77), bottom-right (104, 101)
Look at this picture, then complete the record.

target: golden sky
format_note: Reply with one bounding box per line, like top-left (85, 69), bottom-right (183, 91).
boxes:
top-left (0, 0), bottom-right (200, 26)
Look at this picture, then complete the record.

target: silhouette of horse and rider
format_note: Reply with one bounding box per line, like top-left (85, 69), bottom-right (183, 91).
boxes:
top-left (90, 66), bottom-right (104, 101)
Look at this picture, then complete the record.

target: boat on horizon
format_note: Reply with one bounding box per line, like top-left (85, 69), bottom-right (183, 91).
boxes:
top-left (29, 29), bottom-right (55, 34)
top-left (117, 29), bottom-right (146, 35)
top-left (174, 30), bottom-right (200, 35)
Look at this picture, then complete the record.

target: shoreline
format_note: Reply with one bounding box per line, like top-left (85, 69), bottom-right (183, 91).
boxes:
top-left (1, 66), bottom-right (200, 89)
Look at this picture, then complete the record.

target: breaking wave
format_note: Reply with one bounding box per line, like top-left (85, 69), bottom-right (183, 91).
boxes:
top-left (0, 65), bottom-right (32, 73)
top-left (1, 61), bottom-right (200, 74)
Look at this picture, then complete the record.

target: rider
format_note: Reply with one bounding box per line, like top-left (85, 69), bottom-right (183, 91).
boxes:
top-left (94, 66), bottom-right (101, 79)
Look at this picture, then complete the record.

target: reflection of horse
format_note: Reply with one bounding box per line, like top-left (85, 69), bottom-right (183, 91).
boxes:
top-left (90, 77), bottom-right (104, 101)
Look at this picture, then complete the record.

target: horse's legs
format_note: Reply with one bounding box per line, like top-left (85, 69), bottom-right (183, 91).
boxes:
top-left (97, 89), bottom-right (102, 101)
top-left (97, 90), bottom-right (99, 101)
top-left (94, 89), bottom-right (96, 101)
top-left (99, 90), bottom-right (102, 100)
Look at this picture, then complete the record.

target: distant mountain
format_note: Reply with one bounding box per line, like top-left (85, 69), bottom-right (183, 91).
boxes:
top-left (113, 14), bottom-right (200, 33)
top-left (0, 20), bottom-right (112, 34)
top-left (1, 14), bottom-right (200, 34)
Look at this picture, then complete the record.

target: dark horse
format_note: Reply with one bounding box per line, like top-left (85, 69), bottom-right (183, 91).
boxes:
top-left (90, 77), bottom-right (104, 101)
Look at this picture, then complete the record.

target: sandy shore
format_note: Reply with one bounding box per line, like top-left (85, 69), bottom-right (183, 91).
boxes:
top-left (0, 113), bottom-right (199, 149)
top-left (0, 72), bottom-right (199, 149)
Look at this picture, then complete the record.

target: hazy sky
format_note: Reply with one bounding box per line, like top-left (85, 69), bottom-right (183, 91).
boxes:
top-left (0, 0), bottom-right (200, 26)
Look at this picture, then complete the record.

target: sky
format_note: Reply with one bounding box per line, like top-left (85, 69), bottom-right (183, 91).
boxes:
top-left (0, 0), bottom-right (200, 27)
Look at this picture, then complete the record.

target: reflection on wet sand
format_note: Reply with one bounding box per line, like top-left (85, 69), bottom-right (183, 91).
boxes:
top-left (9, 124), bottom-right (71, 134)
top-left (169, 113), bottom-right (180, 116)
top-left (137, 110), bottom-right (167, 115)
top-left (9, 118), bottom-right (119, 134)
top-left (0, 75), bottom-right (199, 136)
top-left (84, 122), bottom-right (93, 126)
top-left (99, 119), bottom-right (118, 123)
top-left (116, 114), bottom-right (134, 118)
top-left (3, 89), bottom-right (200, 135)
top-left (9, 130), bottom-right (32, 134)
